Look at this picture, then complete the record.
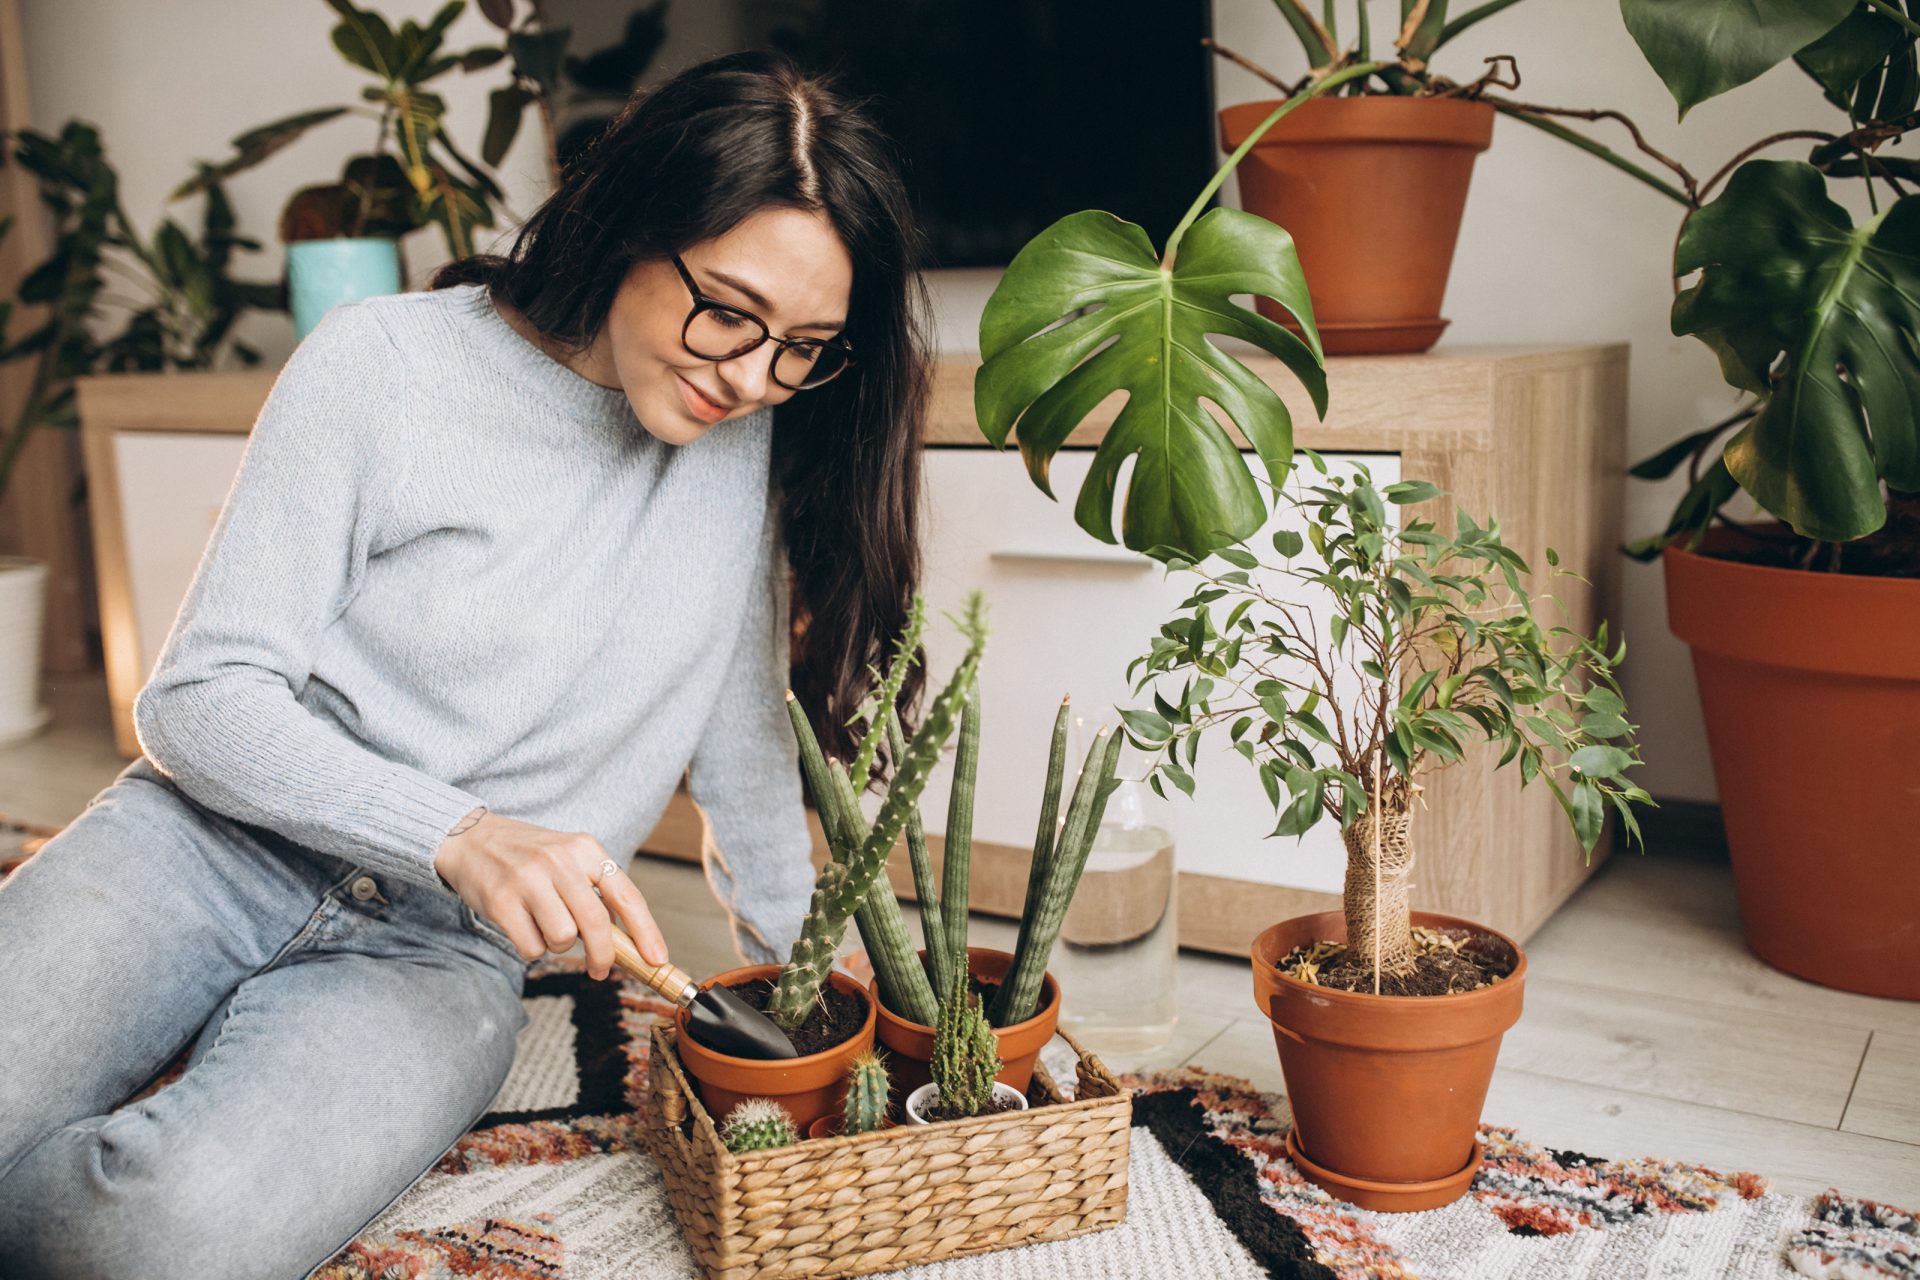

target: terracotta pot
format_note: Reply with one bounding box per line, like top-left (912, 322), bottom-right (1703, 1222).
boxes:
top-left (871, 947), bottom-right (1060, 1102)
top-left (1218, 96), bottom-right (1495, 355)
top-left (1665, 535), bottom-right (1920, 999)
top-left (1251, 911), bottom-right (1525, 1212)
top-left (674, 964), bottom-right (876, 1133)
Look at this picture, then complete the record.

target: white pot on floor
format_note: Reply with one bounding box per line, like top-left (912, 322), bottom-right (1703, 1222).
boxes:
top-left (0, 557), bottom-right (51, 745)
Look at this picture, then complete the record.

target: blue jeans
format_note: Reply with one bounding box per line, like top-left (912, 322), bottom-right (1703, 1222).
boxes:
top-left (0, 758), bottom-right (529, 1279)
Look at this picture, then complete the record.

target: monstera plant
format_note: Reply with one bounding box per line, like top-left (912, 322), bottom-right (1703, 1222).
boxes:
top-left (974, 62), bottom-right (1379, 558)
top-left (1607, 0), bottom-right (1920, 559)
top-left (1606, 0), bottom-right (1920, 1002)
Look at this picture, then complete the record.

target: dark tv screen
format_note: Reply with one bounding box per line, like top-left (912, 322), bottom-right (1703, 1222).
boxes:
top-left (760, 1), bottom-right (1217, 268)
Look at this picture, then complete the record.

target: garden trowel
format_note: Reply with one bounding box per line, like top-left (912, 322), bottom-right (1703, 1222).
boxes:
top-left (609, 927), bottom-right (798, 1060)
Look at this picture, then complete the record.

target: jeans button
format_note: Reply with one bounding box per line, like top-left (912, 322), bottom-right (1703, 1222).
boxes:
top-left (349, 875), bottom-right (379, 902)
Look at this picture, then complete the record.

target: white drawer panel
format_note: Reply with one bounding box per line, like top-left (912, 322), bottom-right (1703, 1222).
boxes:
top-left (917, 447), bottom-right (1398, 894)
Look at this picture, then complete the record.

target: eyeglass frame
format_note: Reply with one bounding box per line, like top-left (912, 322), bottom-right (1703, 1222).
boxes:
top-left (669, 254), bottom-right (854, 391)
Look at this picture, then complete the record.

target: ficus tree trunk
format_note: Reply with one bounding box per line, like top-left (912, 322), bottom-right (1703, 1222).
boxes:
top-left (1341, 777), bottom-right (1417, 978)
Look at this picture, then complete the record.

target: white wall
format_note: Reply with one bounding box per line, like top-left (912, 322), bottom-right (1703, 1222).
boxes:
top-left (21, 0), bottom-right (1842, 801)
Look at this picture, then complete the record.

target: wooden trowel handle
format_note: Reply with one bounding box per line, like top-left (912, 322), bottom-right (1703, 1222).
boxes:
top-left (609, 926), bottom-right (697, 1006)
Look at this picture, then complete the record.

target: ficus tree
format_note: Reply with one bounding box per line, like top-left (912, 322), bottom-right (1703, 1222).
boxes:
top-left (1121, 458), bottom-right (1648, 986)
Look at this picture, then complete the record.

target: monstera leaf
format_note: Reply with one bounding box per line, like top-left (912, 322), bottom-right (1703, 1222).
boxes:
top-left (975, 207), bottom-right (1328, 556)
top-left (1621, 0), bottom-right (1855, 118)
top-left (1674, 159), bottom-right (1920, 541)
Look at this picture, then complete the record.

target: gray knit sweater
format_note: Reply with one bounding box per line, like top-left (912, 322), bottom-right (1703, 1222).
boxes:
top-left (132, 284), bottom-right (814, 963)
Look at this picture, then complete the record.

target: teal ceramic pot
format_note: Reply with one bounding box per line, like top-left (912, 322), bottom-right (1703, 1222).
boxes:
top-left (286, 238), bottom-right (403, 340)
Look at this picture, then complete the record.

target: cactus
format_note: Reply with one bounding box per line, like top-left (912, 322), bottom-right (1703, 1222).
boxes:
top-left (720, 1098), bottom-right (797, 1153)
top-left (841, 1049), bottom-right (891, 1135)
top-left (834, 758), bottom-right (940, 1024)
top-left (887, 715), bottom-right (952, 996)
top-left (930, 966), bottom-right (1002, 1118)
top-left (938, 685), bottom-right (981, 982)
top-left (990, 725), bottom-right (1125, 1027)
top-left (767, 594), bottom-right (988, 1032)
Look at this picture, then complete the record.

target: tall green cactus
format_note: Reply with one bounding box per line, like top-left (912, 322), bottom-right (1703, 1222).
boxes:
top-left (887, 716), bottom-right (952, 997)
top-left (768, 594), bottom-right (988, 1032)
top-left (841, 1049), bottom-right (891, 1135)
top-left (835, 760), bottom-right (939, 1025)
top-left (930, 967), bottom-right (1001, 1118)
top-left (938, 685), bottom-right (981, 982)
top-left (989, 725), bottom-right (1125, 1027)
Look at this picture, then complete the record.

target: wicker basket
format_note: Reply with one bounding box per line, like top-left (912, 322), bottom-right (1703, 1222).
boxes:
top-left (645, 1023), bottom-right (1131, 1279)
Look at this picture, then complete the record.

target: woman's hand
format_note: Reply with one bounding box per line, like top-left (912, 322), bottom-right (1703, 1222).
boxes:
top-left (433, 810), bottom-right (669, 979)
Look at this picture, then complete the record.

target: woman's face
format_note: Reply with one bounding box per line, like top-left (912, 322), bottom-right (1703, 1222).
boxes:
top-left (592, 207), bottom-right (854, 445)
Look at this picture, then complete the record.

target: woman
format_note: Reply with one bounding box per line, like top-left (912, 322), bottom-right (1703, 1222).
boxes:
top-left (0, 51), bottom-right (930, 1279)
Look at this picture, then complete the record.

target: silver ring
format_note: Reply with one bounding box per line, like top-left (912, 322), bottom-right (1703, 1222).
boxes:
top-left (593, 858), bottom-right (620, 886)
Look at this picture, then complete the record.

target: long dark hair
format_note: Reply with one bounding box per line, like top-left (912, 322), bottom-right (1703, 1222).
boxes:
top-left (435, 51), bottom-right (930, 760)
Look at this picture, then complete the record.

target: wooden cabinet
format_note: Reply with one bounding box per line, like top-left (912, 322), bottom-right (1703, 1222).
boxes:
top-left (77, 342), bottom-right (1625, 954)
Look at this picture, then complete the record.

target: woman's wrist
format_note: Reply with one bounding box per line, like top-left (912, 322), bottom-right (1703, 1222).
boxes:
top-left (435, 804), bottom-right (490, 891)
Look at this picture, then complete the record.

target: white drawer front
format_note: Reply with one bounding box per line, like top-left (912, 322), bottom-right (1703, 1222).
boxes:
top-left (917, 447), bottom-right (1399, 893)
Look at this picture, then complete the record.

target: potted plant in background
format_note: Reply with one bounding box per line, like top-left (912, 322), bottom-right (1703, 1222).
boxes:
top-left (1121, 459), bottom-right (1645, 1209)
top-left (174, 0), bottom-right (514, 339)
top-left (1578, 0), bottom-right (1920, 999)
top-left (0, 122), bottom-right (279, 744)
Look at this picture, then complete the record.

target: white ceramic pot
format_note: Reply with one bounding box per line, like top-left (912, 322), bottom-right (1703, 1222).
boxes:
top-left (0, 557), bottom-right (50, 745)
top-left (902, 1080), bottom-right (1028, 1126)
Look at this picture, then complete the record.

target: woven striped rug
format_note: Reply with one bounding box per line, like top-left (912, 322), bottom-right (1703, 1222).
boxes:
top-left (310, 957), bottom-right (1915, 1280)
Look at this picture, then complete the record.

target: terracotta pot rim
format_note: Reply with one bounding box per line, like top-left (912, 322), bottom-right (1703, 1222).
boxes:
top-left (674, 963), bottom-right (876, 1071)
top-left (1663, 535), bottom-right (1920, 594)
top-left (1252, 911), bottom-right (1528, 1009)
top-left (870, 947), bottom-right (1060, 1037)
top-left (1220, 95), bottom-right (1495, 149)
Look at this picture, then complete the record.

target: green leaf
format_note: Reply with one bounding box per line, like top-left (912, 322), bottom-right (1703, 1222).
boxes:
top-left (1620, 0), bottom-right (1855, 118)
top-left (1216, 546), bottom-right (1259, 570)
top-left (1271, 528), bottom-right (1304, 558)
top-left (1383, 479), bottom-right (1442, 505)
top-left (1580, 711), bottom-right (1632, 739)
top-left (1795, 4), bottom-right (1907, 106)
top-left (1674, 161), bottom-right (1920, 540)
top-left (1570, 744), bottom-right (1634, 778)
top-left (1571, 778), bottom-right (1606, 852)
top-left (482, 86), bottom-right (531, 166)
top-left (170, 107), bottom-right (350, 199)
top-left (329, 0), bottom-right (401, 77)
top-left (509, 27), bottom-right (572, 93)
top-left (974, 205), bottom-right (1327, 558)
top-left (1120, 708), bottom-right (1173, 743)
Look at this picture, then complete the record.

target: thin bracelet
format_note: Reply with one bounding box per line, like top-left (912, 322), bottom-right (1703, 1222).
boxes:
top-left (437, 804), bottom-right (489, 892)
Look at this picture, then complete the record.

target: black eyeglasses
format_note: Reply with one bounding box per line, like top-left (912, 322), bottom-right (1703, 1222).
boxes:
top-left (670, 255), bottom-right (854, 391)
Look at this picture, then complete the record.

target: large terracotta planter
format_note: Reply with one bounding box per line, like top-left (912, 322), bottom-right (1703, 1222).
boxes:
top-left (1251, 911), bottom-right (1525, 1212)
top-left (1665, 536), bottom-right (1920, 999)
top-left (1218, 96), bottom-right (1495, 355)
top-left (673, 964), bottom-right (876, 1133)
top-left (871, 947), bottom-right (1060, 1102)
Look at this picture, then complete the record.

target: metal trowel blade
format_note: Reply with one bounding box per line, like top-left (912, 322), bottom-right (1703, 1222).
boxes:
top-left (687, 985), bottom-right (799, 1060)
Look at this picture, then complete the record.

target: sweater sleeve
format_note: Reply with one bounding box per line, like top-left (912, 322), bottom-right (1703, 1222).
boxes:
top-left (685, 507), bottom-right (817, 965)
top-left (132, 304), bottom-right (485, 891)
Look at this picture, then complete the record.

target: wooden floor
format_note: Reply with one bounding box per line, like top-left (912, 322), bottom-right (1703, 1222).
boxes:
top-left (5, 671), bottom-right (1917, 1207)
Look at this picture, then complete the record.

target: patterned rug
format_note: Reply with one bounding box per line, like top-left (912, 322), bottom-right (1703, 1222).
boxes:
top-left (292, 956), bottom-right (1918, 1280)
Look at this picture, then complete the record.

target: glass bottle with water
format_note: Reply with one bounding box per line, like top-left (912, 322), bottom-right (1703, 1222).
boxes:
top-left (1054, 718), bottom-right (1177, 1054)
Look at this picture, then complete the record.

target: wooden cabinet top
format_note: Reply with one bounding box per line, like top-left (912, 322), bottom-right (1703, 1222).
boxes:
top-left (76, 342), bottom-right (1627, 450)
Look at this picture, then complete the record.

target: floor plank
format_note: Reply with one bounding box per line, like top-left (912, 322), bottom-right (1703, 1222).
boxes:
top-left (1484, 1068), bottom-right (1920, 1206)
top-left (1527, 859), bottom-right (1920, 1039)
top-left (1842, 1030), bottom-right (1920, 1145)
top-left (1500, 975), bottom-right (1871, 1128)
